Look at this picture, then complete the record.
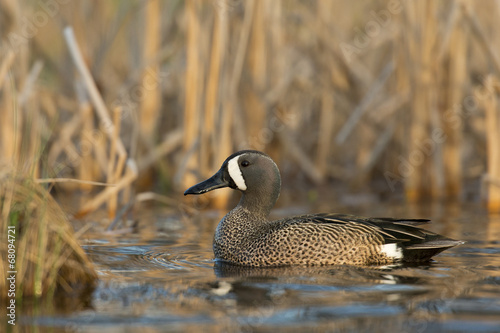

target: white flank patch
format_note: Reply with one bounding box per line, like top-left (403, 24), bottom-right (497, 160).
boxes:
top-left (380, 243), bottom-right (403, 259)
top-left (228, 155), bottom-right (247, 190)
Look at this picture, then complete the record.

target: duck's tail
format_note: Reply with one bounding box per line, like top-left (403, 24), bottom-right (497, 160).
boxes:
top-left (372, 218), bottom-right (465, 262)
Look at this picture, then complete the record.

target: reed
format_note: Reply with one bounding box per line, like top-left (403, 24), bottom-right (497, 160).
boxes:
top-left (140, 0), bottom-right (161, 144)
top-left (182, 0), bottom-right (203, 192)
top-left (63, 26), bottom-right (136, 218)
top-left (403, 0), bottom-right (439, 201)
top-left (204, 0), bottom-right (229, 208)
top-left (479, 77), bottom-right (500, 213)
top-left (441, 8), bottom-right (466, 200)
top-left (0, 50), bottom-right (96, 301)
top-left (1, 0), bottom-right (500, 222)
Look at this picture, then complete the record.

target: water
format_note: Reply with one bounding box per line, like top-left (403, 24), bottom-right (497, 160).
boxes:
top-left (18, 203), bottom-right (500, 332)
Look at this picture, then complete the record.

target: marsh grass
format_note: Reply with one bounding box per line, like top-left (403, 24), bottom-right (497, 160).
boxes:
top-left (0, 175), bottom-right (97, 301)
top-left (0, 46), bottom-right (96, 301)
top-left (0, 95), bottom-right (96, 301)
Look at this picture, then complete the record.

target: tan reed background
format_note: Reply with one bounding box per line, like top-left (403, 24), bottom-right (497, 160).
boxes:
top-left (1, 0), bottom-right (500, 219)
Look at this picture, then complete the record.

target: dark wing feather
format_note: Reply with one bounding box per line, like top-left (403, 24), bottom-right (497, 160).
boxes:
top-left (304, 213), bottom-right (463, 262)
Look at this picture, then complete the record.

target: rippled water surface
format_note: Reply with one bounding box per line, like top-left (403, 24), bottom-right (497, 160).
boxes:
top-left (21, 204), bottom-right (500, 332)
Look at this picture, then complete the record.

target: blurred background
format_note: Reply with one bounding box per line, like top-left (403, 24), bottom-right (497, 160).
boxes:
top-left (3, 0), bottom-right (500, 317)
top-left (1, 0), bottom-right (500, 218)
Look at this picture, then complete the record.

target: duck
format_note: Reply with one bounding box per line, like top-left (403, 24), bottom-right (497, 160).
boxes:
top-left (184, 150), bottom-right (463, 267)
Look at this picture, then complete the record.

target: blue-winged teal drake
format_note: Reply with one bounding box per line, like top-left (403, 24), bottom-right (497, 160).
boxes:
top-left (184, 150), bottom-right (463, 267)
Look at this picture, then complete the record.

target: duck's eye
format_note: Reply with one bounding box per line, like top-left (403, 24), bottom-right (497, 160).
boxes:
top-left (241, 160), bottom-right (250, 167)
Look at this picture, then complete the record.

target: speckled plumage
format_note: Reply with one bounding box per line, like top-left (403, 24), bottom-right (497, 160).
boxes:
top-left (185, 150), bottom-right (463, 267)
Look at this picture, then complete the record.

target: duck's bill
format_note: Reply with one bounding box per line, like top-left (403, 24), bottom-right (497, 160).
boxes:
top-left (184, 169), bottom-right (229, 195)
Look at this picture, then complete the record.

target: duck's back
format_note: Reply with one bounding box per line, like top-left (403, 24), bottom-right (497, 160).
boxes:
top-left (214, 212), bottom-right (462, 267)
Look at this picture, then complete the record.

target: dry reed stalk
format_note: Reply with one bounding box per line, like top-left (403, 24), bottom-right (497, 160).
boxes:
top-left (213, 107), bottom-right (233, 210)
top-left (23, 101), bottom-right (42, 180)
top-left (435, 1), bottom-right (460, 62)
top-left (137, 128), bottom-right (183, 172)
top-left (50, 107), bottom-right (82, 164)
top-left (111, 108), bottom-right (127, 195)
top-left (442, 22), bottom-right (466, 199)
top-left (112, 118), bottom-right (129, 208)
top-left (391, 10), bottom-right (411, 181)
top-left (463, 4), bottom-right (500, 75)
top-left (201, 0), bottom-right (225, 176)
top-left (211, 0), bottom-right (254, 208)
top-left (106, 107), bottom-right (121, 218)
top-left (275, 110), bottom-right (323, 184)
top-left (135, 191), bottom-right (198, 215)
top-left (92, 125), bottom-right (112, 180)
top-left (78, 103), bottom-right (96, 191)
top-left (269, 0), bottom-right (283, 88)
top-left (243, 0), bottom-right (267, 150)
top-left (140, 0), bottom-right (161, 145)
top-left (0, 0), bottom-right (18, 39)
top-left (209, 52), bottom-right (230, 209)
top-left (360, 92), bottom-right (408, 179)
top-left (248, 0), bottom-right (267, 90)
top-left (278, 129), bottom-right (323, 185)
top-left (123, 113), bottom-right (139, 206)
top-left (76, 160), bottom-right (138, 217)
top-left (64, 26), bottom-right (135, 215)
top-left (12, 61), bottom-right (44, 179)
top-left (370, 93), bottom-right (409, 123)
top-left (360, 121), bottom-right (396, 178)
top-left (313, 0), bottom-right (336, 176)
top-left (316, 91), bottom-right (335, 175)
top-left (40, 92), bottom-right (57, 119)
top-left (263, 0), bottom-right (284, 165)
top-left (227, 0), bottom-right (255, 136)
top-left (482, 77), bottom-right (500, 213)
top-left (335, 62), bottom-right (394, 145)
top-left (338, 56), bottom-right (392, 180)
top-left (63, 27), bottom-right (128, 161)
top-left (404, 0), bottom-right (439, 201)
top-left (0, 50), bottom-right (15, 91)
top-left (0, 53), bottom-right (17, 164)
top-left (36, 178), bottom-right (112, 186)
top-left (18, 60), bottom-right (43, 108)
top-left (354, 96), bottom-right (404, 180)
top-left (182, 0), bottom-right (202, 190)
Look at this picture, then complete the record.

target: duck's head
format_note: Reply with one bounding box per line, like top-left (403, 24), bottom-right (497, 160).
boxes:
top-left (184, 150), bottom-right (281, 215)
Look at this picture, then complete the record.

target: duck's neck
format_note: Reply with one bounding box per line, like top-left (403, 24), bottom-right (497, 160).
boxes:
top-left (235, 183), bottom-right (280, 221)
top-left (236, 195), bottom-right (270, 220)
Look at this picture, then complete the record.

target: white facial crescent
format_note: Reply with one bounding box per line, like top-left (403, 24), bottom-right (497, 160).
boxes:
top-left (227, 155), bottom-right (247, 191)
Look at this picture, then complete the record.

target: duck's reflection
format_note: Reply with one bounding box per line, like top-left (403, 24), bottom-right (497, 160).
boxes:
top-left (210, 260), bottom-right (480, 310)
top-left (213, 260), bottom-right (429, 284)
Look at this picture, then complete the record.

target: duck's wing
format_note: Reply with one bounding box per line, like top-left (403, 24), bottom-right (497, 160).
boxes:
top-left (302, 213), bottom-right (463, 262)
